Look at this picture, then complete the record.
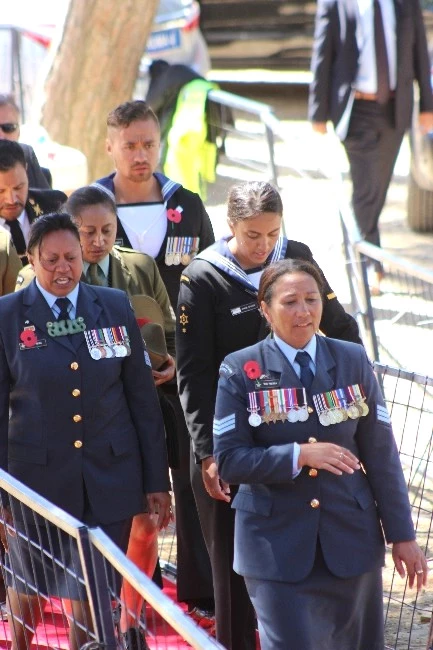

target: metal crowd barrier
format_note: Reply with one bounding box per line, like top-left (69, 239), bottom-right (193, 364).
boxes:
top-left (206, 88), bottom-right (281, 190)
top-left (0, 469), bottom-right (223, 650)
top-left (375, 363), bottom-right (433, 650)
top-left (339, 197), bottom-right (433, 375)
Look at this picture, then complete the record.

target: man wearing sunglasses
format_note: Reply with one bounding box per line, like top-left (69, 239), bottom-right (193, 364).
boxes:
top-left (0, 141), bottom-right (66, 266)
top-left (0, 95), bottom-right (51, 190)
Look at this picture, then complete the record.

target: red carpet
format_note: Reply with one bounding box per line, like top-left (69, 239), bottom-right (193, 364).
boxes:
top-left (0, 579), bottom-right (205, 649)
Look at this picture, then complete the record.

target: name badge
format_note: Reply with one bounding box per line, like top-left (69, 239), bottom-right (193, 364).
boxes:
top-left (255, 378), bottom-right (280, 389)
top-left (231, 302), bottom-right (258, 316)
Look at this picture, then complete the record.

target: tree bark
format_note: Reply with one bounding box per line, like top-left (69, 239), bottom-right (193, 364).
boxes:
top-left (41, 0), bottom-right (158, 182)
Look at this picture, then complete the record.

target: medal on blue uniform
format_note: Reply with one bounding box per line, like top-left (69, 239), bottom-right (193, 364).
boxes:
top-left (84, 325), bottom-right (131, 360)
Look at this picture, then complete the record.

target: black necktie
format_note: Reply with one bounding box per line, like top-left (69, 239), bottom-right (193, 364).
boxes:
top-left (295, 351), bottom-right (314, 392)
top-left (374, 0), bottom-right (390, 105)
top-left (7, 219), bottom-right (28, 265)
top-left (55, 298), bottom-right (71, 322)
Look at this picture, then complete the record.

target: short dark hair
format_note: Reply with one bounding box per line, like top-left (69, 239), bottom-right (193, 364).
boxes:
top-left (0, 94), bottom-right (20, 114)
top-left (65, 185), bottom-right (117, 224)
top-left (0, 140), bottom-right (26, 172)
top-left (227, 181), bottom-right (283, 225)
top-left (27, 213), bottom-right (80, 255)
top-left (258, 258), bottom-right (325, 306)
top-left (107, 100), bottom-right (159, 130)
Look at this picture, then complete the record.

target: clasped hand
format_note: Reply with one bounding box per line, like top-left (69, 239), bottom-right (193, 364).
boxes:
top-left (298, 442), bottom-right (361, 475)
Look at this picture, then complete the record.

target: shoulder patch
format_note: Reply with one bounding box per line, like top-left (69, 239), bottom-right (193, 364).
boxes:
top-left (213, 413), bottom-right (236, 436)
top-left (180, 274), bottom-right (190, 284)
top-left (219, 362), bottom-right (235, 378)
top-left (376, 404), bottom-right (391, 425)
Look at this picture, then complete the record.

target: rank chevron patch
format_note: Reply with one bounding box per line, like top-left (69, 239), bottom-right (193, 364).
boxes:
top-left (213, 413), bottom-right (236, 436)
top-left (376, 404), bottom-right (391, 424)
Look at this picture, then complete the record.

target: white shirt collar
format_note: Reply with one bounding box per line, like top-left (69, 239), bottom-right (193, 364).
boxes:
top-left (35, 278), bottom-right (80, 315)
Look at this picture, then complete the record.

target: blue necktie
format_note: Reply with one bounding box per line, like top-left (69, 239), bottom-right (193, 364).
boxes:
top-left (295, 351), bottom-right (314, 392)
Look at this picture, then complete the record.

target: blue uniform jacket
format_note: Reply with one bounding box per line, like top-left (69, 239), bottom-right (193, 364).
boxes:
top-left (0, 280), bottom-right (170, 525)
top-left (213, 336), bottom-right (415, 582)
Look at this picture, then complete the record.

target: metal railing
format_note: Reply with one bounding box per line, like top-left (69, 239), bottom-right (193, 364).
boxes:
top-left (375, 363), bottom-right (433, 650)
top-left (0, 470), bottom-right (223, 650)
top-left (340, 196), bottom-right (433, 375)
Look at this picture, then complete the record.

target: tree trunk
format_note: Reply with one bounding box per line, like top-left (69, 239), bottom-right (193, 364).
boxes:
top-left (41, 0), bottom-right (158, 183)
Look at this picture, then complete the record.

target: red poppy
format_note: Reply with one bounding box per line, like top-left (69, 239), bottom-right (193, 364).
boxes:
top-left (136, 317), bottom-right (151, 328)
top-left (167, 208), bottom-right (182, 223)
top-left (20, 330), bottom-right (37, 348)
top-left (243, 360), bottom-right (261, 379)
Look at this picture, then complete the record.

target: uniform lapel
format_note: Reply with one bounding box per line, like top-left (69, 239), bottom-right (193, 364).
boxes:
top-left (74, 283), bottom-right (103, 351)
top-left (263, 338), bottom-right (300, 389)
top-left (22, 281), bottom-right (76, 353)
top-left (311, 336), bottom-right (336, 395)
top-left (109, 250), bottom-right (131, 293)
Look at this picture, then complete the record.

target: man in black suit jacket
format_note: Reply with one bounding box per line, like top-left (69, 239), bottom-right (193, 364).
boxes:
top-left (309, 0), bottom-right (433, 267)
top-left (0, 141), bottom-right (66, 265)
top-left (0, 94), bottom-right (51, 189)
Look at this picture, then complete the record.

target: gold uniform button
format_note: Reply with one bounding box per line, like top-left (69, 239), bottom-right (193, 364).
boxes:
top-left (73, 414), bottom-right (82, 423)
top-left (310, 499), bottom-right (320, 509)
top-left (74, 440), bottom-right (83, 449)
top-left (309, 468), bottom-right (318, 477)
top-left (70, 362), bottom-right (79, 371)
top-left (308, 437), bottom-right (317, 444)
top-left (72, 389), bottom-right (81, 397)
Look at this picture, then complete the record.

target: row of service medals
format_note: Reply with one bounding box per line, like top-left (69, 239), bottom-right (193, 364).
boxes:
top-left (84, 326), bottom-right (131, 360)
top-left (248, 387), bottom-right (310, 426)
top-left (312, 384), bottom-right (369, 426)
top-left (165, 237), bottom-right (199, 266)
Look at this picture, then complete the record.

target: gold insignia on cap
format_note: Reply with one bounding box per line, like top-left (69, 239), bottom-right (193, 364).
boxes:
top-left (180, 274), bottom-right (190, 283)
top-left (33, 203), bottom-right (43, 216)
top-left (326, 292), bottom-right (336, 300)
top-left (179, 305), bottom-right (189, 333)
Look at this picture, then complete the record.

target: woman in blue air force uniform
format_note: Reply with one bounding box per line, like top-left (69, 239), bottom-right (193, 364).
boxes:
top-left (213, 258), bottom-right (427, 650)
top-left (0, 213), bottom-right (171, 650)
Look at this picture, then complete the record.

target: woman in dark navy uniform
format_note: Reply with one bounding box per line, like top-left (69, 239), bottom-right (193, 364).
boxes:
top-left (213, 258), bottom-right (427, 650)
top-left (0, 213), bottom-right (171, 650)
top-left (176, 180), bottom-right (362, 650)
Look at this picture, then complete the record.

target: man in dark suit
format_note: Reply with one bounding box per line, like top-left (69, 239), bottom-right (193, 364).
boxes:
top-left (0, 94), bottom-right (51, 189)
top-left (309, 0), bottom-right (433, 282)
top-left (0, 141), bottom-right (66, 265)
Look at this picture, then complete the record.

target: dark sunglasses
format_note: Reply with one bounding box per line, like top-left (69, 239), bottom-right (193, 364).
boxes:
top-left (0, 123), bottom-right (19, 134)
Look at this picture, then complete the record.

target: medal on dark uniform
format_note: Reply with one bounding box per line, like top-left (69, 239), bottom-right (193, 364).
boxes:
top-left (181, 253), bottom-right (191, 265)
top-left (298, 405), bottom-right (309, 422)
top-left (247, 392), bottom-right (262, 427)
top-left (85, 325), bottom-right (131, 360)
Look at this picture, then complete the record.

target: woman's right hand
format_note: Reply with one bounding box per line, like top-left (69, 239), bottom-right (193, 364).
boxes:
top-left (298, 442), bottom-right (360, 476)
top-left (202, 456), bottom-right (231, 502)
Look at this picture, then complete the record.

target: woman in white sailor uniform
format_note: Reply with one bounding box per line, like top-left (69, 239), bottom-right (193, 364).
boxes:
top-left (213, 257), bottom-right (427, 650)
top-left (0, 213), bottom-right (171, 650)
top-left (176, 181), bottom-right (363, 650)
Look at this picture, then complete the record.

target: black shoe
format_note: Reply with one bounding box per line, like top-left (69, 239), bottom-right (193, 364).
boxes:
top-left (122, 627), bottom-right (150, 650)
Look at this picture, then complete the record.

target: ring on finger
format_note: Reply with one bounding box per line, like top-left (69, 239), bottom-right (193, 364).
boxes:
top-left (416, 569), bottom-right (424, 575)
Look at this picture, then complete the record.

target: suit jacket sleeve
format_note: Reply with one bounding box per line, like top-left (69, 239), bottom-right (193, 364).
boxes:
top-left (121, 294), bottom-right (171, 493)
top-left (288, 239), bottom-right (362, 344)
top-left (308, 0), bottom-right (337, 122)
top-left (214, 358), bottom-right (295, 484)
top-left (176, 267), bottom-right (218, 461)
